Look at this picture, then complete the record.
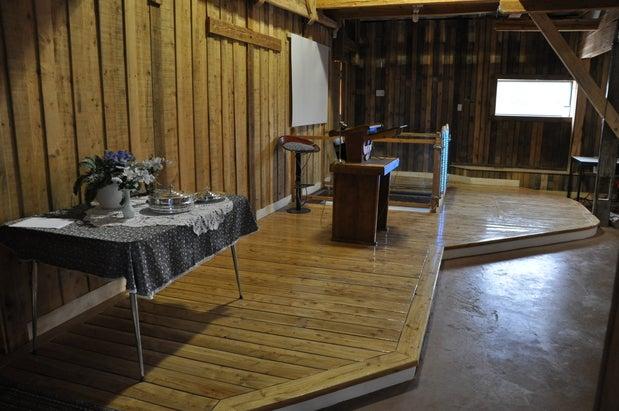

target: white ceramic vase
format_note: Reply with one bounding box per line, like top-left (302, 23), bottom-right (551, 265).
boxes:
top-left (96, 184), bottom-right (123, 209)
top-left (121, 189), bottom-right (135, 219)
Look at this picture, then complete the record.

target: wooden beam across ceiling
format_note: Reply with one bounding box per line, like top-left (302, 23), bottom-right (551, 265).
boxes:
top-left (499, 0), bottom-right (619, 14)
top-left (317, 0), bottom-right (499, 19)
top-left (494, 18), bottom-right (600, 32)
top-left (528, 12), bottom-right (619, 139)
top-left (258, 0), bottom-right (338, 29)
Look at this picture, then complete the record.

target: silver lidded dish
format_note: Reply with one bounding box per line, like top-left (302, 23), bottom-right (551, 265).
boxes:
top-left (148, 188), bottom-right (195, 214)
top-left (195, 190), bottom-right (226, 204)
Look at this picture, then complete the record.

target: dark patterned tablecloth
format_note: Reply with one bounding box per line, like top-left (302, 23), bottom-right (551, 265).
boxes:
top-left (0, 195), bottom-right (258, 298)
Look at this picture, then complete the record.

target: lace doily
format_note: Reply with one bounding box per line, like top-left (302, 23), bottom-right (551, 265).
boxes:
top-left (84, 197), bottom-right (234, 236)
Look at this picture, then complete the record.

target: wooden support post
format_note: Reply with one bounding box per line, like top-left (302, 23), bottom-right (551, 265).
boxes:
top-left (593, 38), bottom-right (619, 226)
top-left (529, 12), bottom-right (619, 140)
top-left (431, 133), bottom-right (441, 213)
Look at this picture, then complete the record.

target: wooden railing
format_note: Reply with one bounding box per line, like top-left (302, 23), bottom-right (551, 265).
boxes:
top-left (303, 124), bottom-right (451, 212)
top-left (372, 124), bottom-right (451, 212)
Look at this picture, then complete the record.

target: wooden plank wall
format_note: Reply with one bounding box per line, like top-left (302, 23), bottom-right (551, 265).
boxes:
top-left (0, 0), bottom-right (332, 353)
top-left (341, 17), bottom-right (610, 185)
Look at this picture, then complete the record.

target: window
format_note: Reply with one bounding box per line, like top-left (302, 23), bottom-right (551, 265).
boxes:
top-left (494, 79), bottom-right (576, 118)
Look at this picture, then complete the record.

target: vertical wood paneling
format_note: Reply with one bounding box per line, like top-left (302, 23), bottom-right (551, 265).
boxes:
top-left (36, 0), bottom-right (77, 210)
top-left (124, 0), bottom-right (154, 160)
top-left (206, 0), bottom-right (223, 191)
top-left (0, 0), bottom-right (333, 352)
top-left (150, 0), bottom-right (179, 188)
top-left (0, 15), bottom-right (20, 223)
top-left (68, 0), bottom-right (105, 160)
top-left (192, 0), bottom-right (210, 190)
top-left (1, 0), bottom-right (49, 215)
top-left (220, 1), bottom-right (236, 194)
top-left (247, 3), bottom-right (262, 209)
top-left (346, 18), bottom-right (580, 172)
top-left (175, 0), bottom-right (196, 192)
top-left (98, 0), bottom-right (129, 152)
top-left (233, 0), bottom-right (248, 197)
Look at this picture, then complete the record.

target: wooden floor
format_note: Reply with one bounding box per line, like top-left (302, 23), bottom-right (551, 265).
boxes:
top-left (0, 187), bottom-right (598, 410)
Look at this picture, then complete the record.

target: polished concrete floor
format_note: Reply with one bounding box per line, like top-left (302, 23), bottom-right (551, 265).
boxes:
top-left (331, 228), bottom-right (619, 411)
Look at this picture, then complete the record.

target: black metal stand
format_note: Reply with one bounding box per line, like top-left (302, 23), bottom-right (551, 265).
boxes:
top-left (287, 152), bottom-right (311, 214)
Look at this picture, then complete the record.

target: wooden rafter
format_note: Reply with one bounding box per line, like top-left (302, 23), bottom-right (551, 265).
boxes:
top-left (529, 12), bottom-right (619, 139)
top-left (305, 0), bottom-right (319, 24)
top-left (257, 0), bottom-right (338, 29)
top-left (499, 0), bottom-right (619, 14)
top-left (324, 3), bottom-right (498, 20)
top-left (316, 0), bottom-right (494, 8)
top-left (494, 18), bottom-right (600, 32)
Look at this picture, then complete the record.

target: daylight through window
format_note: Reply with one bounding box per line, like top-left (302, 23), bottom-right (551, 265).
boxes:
top-left (494, 79), bottom-right (576, 118)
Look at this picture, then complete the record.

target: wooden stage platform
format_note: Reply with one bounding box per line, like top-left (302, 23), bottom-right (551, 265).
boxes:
top-left (0, 187), bottom-right (599, 410)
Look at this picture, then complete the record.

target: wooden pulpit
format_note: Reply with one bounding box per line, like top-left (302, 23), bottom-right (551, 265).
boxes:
top-left (331, 157), bottom-right (400, 245)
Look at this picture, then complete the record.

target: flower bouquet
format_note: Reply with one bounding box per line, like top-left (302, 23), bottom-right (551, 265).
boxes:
top-left (74, 150), bottom-right (166, 212)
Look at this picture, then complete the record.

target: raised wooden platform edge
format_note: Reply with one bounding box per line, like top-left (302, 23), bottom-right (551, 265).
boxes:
top-left (212, 245), bottom-right (444, 411)
top-left (443, 225), bottom-right (599, 260)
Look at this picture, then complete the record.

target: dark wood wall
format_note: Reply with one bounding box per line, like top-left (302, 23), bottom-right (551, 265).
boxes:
top-left (339, 17), bottom-right (609, 181)
top-left (0, 0), bottom-right (332, 354)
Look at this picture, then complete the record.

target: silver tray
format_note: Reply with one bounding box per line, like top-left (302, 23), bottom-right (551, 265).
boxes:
top-left (195, 191), bottom-right (225, 204)
top-left (148, 188), bottom-right (195, 214)
top-left (147, 202), bottom-right (194, 214)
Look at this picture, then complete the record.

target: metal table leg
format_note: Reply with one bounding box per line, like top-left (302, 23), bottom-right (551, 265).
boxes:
top-left (577, 162), bottom-right (584, 202)
top-left (31, 261), bottom-right (38, 354)
top-left (231, 244), bottom-right (243, 299)
top-left (130, 293), bottom-right (145, 380)
top-left (567, 158), bottom-right (573, 199)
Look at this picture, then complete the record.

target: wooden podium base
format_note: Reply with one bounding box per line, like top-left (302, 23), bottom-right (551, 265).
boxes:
top-left (330, 158), bottom-right (400, 245)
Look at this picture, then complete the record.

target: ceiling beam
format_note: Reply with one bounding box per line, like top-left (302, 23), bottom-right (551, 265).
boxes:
top-left (257, 0), bottom-right (338, 29)
top-left (529, 12), bottom-right (619, 139)
top-left (323, 2), bottom-right (498, 20)
top-left (494, 18), bottom-right (600, 32)
top-left (317, 0), bottom-right (494, 8)
top-left (499, 0), bottom-right (619, 14)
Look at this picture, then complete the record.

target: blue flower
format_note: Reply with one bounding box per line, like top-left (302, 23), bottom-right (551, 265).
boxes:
top-left (104, 150), bottom-right (135, 165)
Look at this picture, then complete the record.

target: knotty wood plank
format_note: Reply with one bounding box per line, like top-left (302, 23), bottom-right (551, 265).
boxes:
top-left (35, 0), bottom-right (77, 210)
top-left (88, 314), bottom-right (353, 370)
top-left (1, 366), bottom-right (173, 411)
top-left (97, 0), bottom-right (129, 152)
top-left (247, 3), bottom-right (262, 209)
top-left (150, 0), bottom-right (179, 188)
top-left (0, 20), bottom-right (20, 224)
top-left (54, 332), bottom-right (288, 389)
top-left (175, 0), bottom-right (196, 192)
top-left (207, 1), bottom-right (224, 191)
top-left (124, 0), bottom-right (154, 159)
top-left (233, 0), bottom-right (249, 197)
top-left (221, 2), bottom-right (237, 194)
top-left (0, 0), bottom-right (49, 215)
top-left (71, 322), bottom-right (326, 378)
top-left (214, 352), bottom-right (412, 411)
top-left (11, 355), bottom-right (216, 410)
top-left (192, 0), bottom-right (211, 190)
top-left (68, 0), bottom-right (105, 160)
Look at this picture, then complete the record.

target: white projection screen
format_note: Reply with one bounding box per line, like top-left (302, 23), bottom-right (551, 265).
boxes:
top-left (291, 34), bottom-right (330, 127)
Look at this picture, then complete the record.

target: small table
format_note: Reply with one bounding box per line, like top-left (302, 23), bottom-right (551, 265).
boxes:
top-left (567, 156), bottom-right (619, 201)
top-left (0, 195), bottom-right (258, 380)
top-left (330, 157), bottom-right (399, 245)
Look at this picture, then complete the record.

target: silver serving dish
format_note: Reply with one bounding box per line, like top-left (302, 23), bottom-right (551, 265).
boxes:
top-left (148, 189), bottom-right (195, 214)
top-left (195, 190), bottom-right (226, 204)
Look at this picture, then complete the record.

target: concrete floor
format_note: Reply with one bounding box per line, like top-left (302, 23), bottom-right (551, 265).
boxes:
top-left (330, 228), bottom-right (619, 411)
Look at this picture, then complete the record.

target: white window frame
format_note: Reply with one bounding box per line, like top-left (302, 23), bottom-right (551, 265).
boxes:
top-left (494, 78), bottom-right (577, 119)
